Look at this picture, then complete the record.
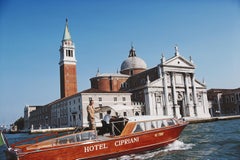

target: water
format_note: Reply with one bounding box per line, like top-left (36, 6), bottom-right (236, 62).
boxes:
top-left (1, 119), bottom-right (240, 160)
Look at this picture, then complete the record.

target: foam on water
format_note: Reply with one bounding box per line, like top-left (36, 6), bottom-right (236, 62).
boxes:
top-left (163, 140), bottom-right (195, 152)
top-left (111, 140), bottom-right (195, 160)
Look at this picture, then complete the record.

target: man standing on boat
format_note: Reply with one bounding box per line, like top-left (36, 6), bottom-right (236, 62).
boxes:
top-left (87, 100), bottom-right (97, 130)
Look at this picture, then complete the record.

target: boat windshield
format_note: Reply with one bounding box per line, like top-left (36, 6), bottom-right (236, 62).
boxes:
top-left (111, 118), bottom-right (128, 136)
top-left (133, 119), bottom-right (177, 133)
top-left (55, 131), bottom-right (97, 145)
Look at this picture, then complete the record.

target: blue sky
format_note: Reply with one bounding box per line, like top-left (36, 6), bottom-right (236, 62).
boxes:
top-left (0, 0), bottom-right (240, 125)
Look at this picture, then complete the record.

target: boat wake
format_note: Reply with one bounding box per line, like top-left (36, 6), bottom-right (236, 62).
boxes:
top-left (112, 140), bottom-right (195, 160)
top-left (163, 140), bottom-right (195, 152)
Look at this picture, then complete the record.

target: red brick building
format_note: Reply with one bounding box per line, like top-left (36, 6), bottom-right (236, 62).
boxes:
top-left (90, 73), bottom-right (129, 92)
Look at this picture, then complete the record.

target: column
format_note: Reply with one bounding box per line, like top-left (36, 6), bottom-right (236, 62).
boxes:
top-left (184, 73), bottom-right (191, 116)
top-left (144, 88), bottom-right (155, 115)
top-left (163, 72), bottom-right (169, 116)
top-left (191, 74), bottom-right (198, 116)
top-left (217, 93), bottom-right (222, 116)
top-left (202, 91), bottom-right (211, 117)
top-left (171, 72), bottom-right (181, 118)
top-left (151, 91), bottom-right (157, 115)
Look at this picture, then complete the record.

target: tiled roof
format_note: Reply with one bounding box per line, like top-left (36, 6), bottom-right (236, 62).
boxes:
top-left (80, 88), bottom-right (128, 93)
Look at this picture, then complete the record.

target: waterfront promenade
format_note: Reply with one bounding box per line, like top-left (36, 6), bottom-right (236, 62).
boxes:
top-left (185, 115), bottom-right (240, 124)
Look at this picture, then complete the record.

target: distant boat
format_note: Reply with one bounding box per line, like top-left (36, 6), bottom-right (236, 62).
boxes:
top-left (4, 115), bottom-right (188, 160)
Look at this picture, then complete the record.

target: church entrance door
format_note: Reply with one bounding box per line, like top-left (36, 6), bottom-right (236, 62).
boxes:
top-left (178, 100), bottom-right (184, 117)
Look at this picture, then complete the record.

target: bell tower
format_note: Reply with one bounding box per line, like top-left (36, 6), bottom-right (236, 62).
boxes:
top-left (59, 19), bottom-right (77, 98)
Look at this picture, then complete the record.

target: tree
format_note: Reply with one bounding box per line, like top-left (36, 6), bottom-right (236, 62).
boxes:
top-left (14, 117), bottom-right (24, 131)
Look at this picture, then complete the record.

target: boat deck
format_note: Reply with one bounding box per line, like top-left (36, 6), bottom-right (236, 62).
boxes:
top-left (97, 134), bottom-right (115, 141)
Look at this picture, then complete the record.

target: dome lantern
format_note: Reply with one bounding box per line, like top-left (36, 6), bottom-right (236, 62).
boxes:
top-left (120, 45), bottom-right (147, 76)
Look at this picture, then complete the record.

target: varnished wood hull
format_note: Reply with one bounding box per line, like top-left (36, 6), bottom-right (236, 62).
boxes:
top-left (5, 122), bottom-right (187, 160)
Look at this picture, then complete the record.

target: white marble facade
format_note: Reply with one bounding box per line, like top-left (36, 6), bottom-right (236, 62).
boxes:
top-left (144, 49), bottom-right (211, 119)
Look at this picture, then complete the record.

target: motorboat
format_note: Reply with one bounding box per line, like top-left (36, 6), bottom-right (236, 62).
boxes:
top-left (4, 115), bottom-right (188, 160)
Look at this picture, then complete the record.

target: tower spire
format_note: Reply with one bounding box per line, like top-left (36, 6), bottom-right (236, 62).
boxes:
top-left (62, 18), bottom-right (71, 41)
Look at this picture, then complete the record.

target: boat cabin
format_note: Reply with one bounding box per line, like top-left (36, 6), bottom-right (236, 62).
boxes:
top-left (99, 115), bottom-right (179, 137)
top-left (119, 116), bottom-right (178, 136)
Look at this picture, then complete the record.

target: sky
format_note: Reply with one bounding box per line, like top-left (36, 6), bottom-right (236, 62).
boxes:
top-left (0, 0), bottom-right (240, 126)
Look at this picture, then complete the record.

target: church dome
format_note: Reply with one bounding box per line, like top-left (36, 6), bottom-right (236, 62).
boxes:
top-left (120, 46), bottom-right (147, 75)
top-left (121, 56), bottom-right (147, 71)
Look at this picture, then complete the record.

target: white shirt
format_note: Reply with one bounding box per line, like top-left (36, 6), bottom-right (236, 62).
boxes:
top-left (103, 114), bottom-right (111, 124)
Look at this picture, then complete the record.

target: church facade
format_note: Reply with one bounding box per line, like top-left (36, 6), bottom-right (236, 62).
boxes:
top-left (142, 50), bottom-right (210, 118)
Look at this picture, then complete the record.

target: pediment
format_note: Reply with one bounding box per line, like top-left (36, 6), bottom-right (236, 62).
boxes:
top-left (163, 56), bottom-right (195, 69)
top-left (195, 80), bottom-right (206, 88)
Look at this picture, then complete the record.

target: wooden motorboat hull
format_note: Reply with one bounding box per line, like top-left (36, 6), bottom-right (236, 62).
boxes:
top-left (5, 122), bottom-right (187, 160)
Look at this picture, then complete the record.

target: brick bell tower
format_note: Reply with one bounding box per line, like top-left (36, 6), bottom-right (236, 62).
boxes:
top-left (59, 19), bottom-right (77, 98)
